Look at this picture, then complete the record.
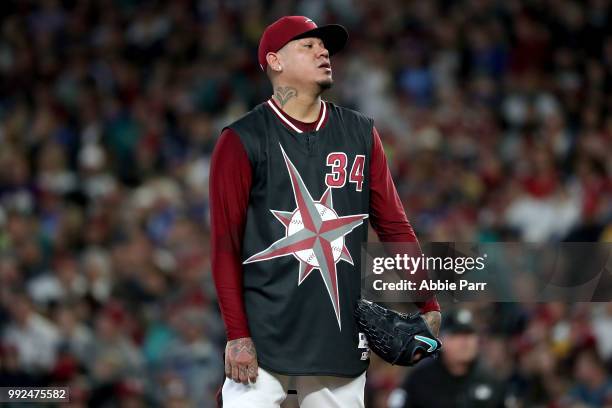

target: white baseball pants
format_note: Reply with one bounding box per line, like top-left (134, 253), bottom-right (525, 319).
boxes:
top-left (221, 367), bottom-right (366, 407)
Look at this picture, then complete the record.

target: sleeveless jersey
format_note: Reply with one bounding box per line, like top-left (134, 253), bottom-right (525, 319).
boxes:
top-left (228, 101), bottom-right (373, 377)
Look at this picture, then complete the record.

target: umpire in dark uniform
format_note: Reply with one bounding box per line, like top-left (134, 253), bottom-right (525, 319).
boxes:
top-left (388, 309), bottom-right (509, 408)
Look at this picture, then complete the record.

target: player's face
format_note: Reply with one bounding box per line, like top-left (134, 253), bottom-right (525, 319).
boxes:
top-left (282, 37), bottom-right (333, 90)
top-left (440, 332), bottom-right (478, 365)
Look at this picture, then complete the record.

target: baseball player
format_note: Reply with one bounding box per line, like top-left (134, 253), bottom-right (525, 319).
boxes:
top-left (210, 16), bottom-right (441, 407)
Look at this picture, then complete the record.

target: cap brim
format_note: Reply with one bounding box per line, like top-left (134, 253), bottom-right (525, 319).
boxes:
top-left (442, 325), bottom-right (476, 335)
top-left (291, 24), bottom-right (348, 56)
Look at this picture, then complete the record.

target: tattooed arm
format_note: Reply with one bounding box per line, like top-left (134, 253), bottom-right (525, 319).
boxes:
top-left (225, 337), bottom-right (258, 384)
top-left (422, 310), bottom-right (441, 337)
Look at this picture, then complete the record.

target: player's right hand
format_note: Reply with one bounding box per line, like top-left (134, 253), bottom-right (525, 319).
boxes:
top-left (225, 337), bottom-right (258, 384)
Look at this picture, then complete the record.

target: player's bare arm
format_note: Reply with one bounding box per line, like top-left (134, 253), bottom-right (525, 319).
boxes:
top-left (422, 310), bottom-right (441, 337)
top-left (225, 337), bottom-right (258, 384)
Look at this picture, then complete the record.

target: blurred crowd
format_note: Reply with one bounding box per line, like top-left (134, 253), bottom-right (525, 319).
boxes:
top-left (0, 0), bottom-right (611, 406)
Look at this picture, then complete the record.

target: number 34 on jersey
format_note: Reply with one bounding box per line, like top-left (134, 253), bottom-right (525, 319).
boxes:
top-left (325, 153), bottom-right (365, 191)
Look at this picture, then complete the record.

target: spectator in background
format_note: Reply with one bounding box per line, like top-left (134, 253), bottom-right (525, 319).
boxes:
top-left (159, 307), bottom-right (223, 405)
top-left (27, 254), bottom-right (88, 307)
top-left (83, 305), bottom-right (143, 405)
top-left (592, 303), bottom-right (612, 362)
top-left (389, 309), bottom-right (509, 408)
top-left (3, 292), bottom-right (60, 374)
top-left (0, 343), bottom-right (35, 387)
top-left (561, 348), bottom-right (612, 407)
top-left (54, 303), bottom-right (94, 366)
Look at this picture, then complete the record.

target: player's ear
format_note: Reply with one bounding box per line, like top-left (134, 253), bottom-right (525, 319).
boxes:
top-left (266, 52), bottom-right (282, 73)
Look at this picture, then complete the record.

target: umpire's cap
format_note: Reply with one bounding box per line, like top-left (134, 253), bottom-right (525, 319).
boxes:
top-left (258, 16), bottom-right (348, 71)
top-left (441, 309), bottom-right (476, 334)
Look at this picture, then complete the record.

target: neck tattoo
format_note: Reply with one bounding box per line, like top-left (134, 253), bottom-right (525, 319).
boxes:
top-left (274, 87), bottom-right (298, 108)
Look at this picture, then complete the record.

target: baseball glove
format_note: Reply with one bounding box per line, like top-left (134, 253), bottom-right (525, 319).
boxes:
top-left (354, 299), bottom-right (441, 366)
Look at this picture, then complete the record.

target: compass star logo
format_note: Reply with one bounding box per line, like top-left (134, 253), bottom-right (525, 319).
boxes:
top-left (244, 144), bottom-right (368, 330)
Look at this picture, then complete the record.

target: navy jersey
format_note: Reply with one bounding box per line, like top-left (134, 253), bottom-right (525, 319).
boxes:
top-left (227, 100), bottom-right (373, 376)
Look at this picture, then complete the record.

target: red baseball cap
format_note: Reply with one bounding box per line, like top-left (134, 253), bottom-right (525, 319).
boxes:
top-left (258, 16), bottom-right (348, 71)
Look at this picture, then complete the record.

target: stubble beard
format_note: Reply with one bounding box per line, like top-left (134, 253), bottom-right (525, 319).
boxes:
top-left (317, 77), bottom-right (334, 92)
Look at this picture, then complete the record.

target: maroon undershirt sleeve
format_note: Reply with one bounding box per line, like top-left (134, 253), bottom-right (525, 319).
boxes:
top-left (369, 127), bottom-right (440, 314)
top-left (210, 128), bottom-right (252, 341)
